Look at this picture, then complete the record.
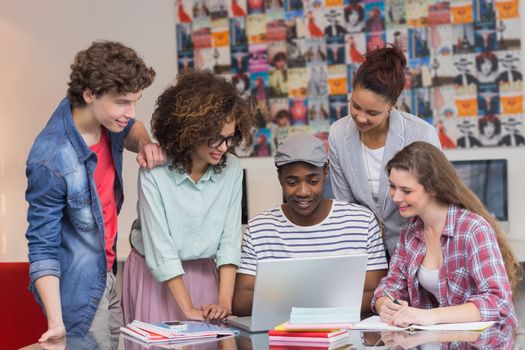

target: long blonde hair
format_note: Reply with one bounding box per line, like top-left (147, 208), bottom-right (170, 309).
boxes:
top-left (386, 141), bottom-right (522, 294)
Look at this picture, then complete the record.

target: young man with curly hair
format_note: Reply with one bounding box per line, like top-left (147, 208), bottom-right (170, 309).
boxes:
top-left (25, 40), bottom-right (166, 344)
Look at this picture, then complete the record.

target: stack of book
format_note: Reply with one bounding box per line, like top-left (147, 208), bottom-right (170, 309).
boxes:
top-left (120, 320), bottom-right (238, 344)
top-left (268, 323), bottom-right (350, 349)
top-left (289, 307), bottom-right (358, 325)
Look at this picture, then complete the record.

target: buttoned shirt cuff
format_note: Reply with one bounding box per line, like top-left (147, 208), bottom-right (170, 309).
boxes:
top-left (151, 259), bottom-right (184, 282)
top-left (468, 295), bottom-right (502, 321)
top-left (370, 289), bottom-right (386, 313)
top-left (29, 258), bottom-right (61, 285)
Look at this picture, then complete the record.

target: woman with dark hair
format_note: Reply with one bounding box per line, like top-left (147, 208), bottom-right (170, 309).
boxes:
top-left (476, 52), bottom-right (498, 84)
top-left (372, 141), bottom-right (520, 327)
top-left (232, 72), bottom-right (251, 99)
top-left (344, 3), bottom-right (365, 33)
top-left (478, 114), bottom-right (501, 146)
top-left (328, 44), bottom-right (440, 257)
top-left (122, 69), bottom-right (255, 323)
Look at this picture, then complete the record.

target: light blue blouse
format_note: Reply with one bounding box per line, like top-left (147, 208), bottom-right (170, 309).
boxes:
top-left (130, 153), bottom-right (243, 282)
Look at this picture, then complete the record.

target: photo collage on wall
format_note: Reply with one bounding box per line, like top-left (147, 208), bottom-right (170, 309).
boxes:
top-left (175, 0), bottom-right (524, 155)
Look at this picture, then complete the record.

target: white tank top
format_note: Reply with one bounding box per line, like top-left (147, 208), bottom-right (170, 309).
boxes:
top-left (361, 144), bottom-right (384, 208)
top-left (418, 264), bottom-right (440, 297)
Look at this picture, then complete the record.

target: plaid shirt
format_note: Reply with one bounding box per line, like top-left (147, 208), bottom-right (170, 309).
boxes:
top-left (372, 204), bottom-right (517, 327)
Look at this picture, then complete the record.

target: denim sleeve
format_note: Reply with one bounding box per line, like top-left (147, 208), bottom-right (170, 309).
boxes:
top-left (109, 118), bottom-right (135, 151)
top-left (25, 163), bottom-right (65, 284)
top-left (124, 118), bottom-right (136, 137)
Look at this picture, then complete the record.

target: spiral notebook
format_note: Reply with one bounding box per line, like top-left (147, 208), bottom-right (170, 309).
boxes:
top-left (120, 320), bottom-right (238, 343)
top-left (354, 316), bottom-right (495, 332)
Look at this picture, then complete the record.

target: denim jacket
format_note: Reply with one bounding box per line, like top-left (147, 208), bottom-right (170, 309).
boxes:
top-left (25, 98), bottom-right (134, 336)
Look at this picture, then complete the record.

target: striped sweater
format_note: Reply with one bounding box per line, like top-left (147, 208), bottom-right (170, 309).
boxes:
top-left (238, 200), bottom-right (388, 276)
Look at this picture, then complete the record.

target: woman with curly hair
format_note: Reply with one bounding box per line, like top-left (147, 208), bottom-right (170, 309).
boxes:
top-left (122, 69), bottom-right (255, 323)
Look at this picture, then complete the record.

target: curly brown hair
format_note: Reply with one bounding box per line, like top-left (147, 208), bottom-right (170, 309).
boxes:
top-left (67, 40), bottom-right (156, 107)
top-left (152, 69), bottom-right (255, 174)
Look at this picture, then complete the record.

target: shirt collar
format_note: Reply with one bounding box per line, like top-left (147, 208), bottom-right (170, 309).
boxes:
top-left (413, 204), bottom-right (459, 240)
top-left (61, 98), bottom-right (93, 162)
top-left (441, 204), bottom-right (460, 237)
top-left (172, 165), bottom-right (218, 185)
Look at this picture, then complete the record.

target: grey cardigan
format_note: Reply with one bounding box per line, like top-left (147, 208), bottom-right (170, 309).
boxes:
top-left (328, 109), bottom-right (441, 256)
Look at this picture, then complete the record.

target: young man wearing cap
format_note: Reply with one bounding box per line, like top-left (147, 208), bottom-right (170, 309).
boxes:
top-left (232, 133), bottom-right (388, 316)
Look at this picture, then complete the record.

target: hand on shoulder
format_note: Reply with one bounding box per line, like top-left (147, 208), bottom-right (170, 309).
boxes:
top-left (137, 142), bottom-right (167, 169)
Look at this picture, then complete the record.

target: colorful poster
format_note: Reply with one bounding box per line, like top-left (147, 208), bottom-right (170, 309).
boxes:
top-left (175, 0), bottom-right (523, 154)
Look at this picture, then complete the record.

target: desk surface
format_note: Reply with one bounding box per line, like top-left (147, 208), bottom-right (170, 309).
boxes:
top-left (20, 324), bottom-right (520, 350)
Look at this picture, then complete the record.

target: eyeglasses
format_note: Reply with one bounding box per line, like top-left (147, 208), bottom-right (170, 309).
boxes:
top-left (207, 131), bottom-right (240, 149)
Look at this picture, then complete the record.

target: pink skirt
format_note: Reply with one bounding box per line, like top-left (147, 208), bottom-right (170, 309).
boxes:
top-left (122, 249), bottom-right (219, 324)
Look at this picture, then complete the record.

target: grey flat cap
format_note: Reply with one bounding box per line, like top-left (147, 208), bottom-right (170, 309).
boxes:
top-left (275, 133), bottom-right (328, 167)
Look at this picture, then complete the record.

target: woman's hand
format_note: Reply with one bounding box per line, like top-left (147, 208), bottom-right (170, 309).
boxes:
top-left (379, 298), bottom-right (436, 327)
top-left (184, 306), bottom-right (205, 321)
top-left (378, 298), bottom-right (408, 324)
top-left (202, 303), bottom-right (232, 321)
top-left (390, 306), bottom-right (437, 328)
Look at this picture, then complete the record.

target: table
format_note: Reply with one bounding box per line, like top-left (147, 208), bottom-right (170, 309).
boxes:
top-left (20, 322), bottom-right (519, 350)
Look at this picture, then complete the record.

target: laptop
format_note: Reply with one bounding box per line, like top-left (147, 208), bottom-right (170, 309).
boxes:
top-left (228, 254), bottom-right (368, 332)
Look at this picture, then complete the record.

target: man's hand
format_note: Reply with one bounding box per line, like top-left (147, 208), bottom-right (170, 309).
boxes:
top-left (39, 335), bottom-right (66, 350)
top-left (39, 323), bottom-right (66, 343)
top-left (137, 142), bottom-right (167, 169)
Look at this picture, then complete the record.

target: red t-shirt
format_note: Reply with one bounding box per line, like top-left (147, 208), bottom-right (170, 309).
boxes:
top-left (90, 129), bottom-right (118, 271)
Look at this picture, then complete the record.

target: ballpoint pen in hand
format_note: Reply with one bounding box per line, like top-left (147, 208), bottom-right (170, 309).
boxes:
top-left (384, 290), bottom-right (401, 305)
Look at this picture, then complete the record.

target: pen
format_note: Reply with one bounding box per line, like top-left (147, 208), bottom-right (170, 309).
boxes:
top-left (384, 290), bottom-right (401, 305)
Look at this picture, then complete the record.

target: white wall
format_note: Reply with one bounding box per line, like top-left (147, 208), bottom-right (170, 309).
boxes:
top-left (0, 0), bottom-right (177, 261)
top-left (1, 0), bottom-right (525, 262)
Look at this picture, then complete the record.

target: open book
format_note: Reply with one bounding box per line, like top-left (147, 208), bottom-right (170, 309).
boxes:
top-left (354, 316), bottom-right (495, 332)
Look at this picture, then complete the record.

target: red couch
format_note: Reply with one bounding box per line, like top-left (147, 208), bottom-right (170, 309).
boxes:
top-left (0, 262), bottom-right (47, 349)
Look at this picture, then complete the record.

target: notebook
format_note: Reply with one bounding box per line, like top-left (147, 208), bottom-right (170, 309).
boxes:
top-left (268, 328), bottom-right (349, 344)
top-left (120, 320), bottom-right (237, 343)
top-left (228, 254), bottom-right (368, 332)
top-left (277, 321), bottom-right (354, 330)
top-left (354, 316), bottom-right (496, 332)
